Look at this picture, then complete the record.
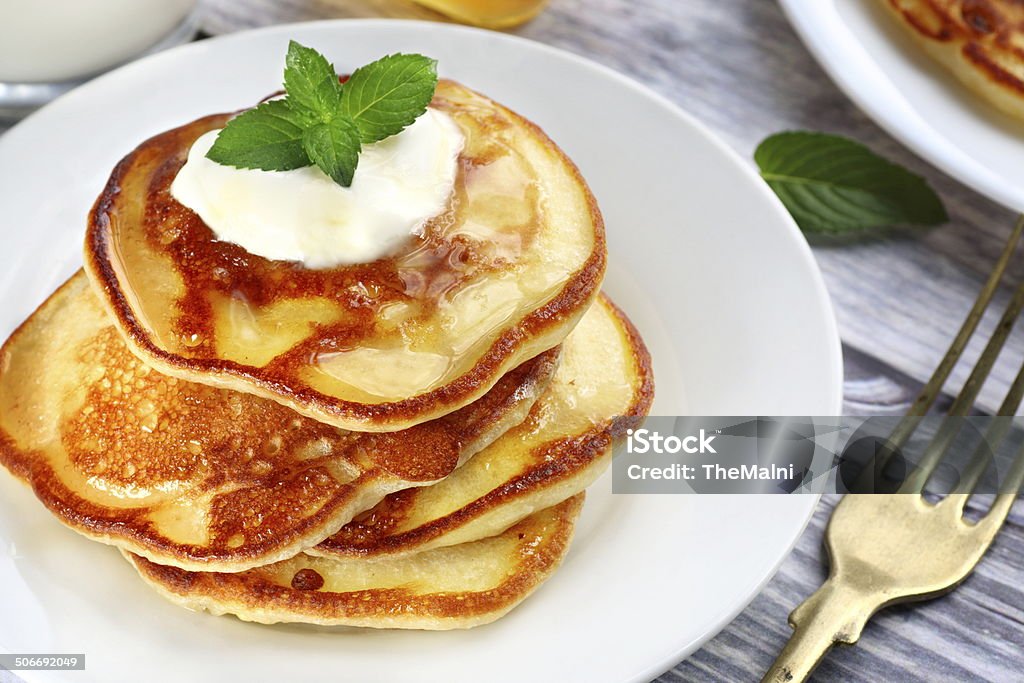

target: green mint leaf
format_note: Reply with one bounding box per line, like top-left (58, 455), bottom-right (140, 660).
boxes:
top-left (302, 116), bottom-right (362, 187)
top-left (283, 40), bottom-right (342, 123)
top-left (340, 53), bottom-right (438, 143)
top-left (206, 100), bottom-right (311, 171)
top-left (204, 45), bottom-right (441, 187)
top-left (754, 131), bottom-right (948, 234)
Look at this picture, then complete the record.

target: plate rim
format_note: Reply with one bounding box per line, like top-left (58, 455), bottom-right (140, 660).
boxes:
top-left (778, 0), bottom-right (1024, 213)
top-left (0, 18), bottom-right (843, 682)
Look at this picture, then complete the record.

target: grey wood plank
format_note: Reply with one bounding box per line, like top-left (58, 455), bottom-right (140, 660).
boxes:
top-left (658, 344), bottom-right (1024, 681)
top-left (660, 346), bottom-right (1023, 681)
top-left (662, 492), bottom-right (1024, 683)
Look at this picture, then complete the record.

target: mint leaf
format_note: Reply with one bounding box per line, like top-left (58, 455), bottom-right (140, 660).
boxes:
top-left (206, 100), bottom-right (310, 171)
top-left (755, 131), bottom-right (948, 234)
top-left (203, 45), bottom-right (440, 187)
top-left (283, 40), bottom-right (342, 123)
top-left (340, 53), bottom-right (438, 143)
top-left (303, 117), bottom-right (362, 186)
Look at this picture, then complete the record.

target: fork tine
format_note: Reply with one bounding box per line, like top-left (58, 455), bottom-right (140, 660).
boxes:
top-left (967, 400), bottom-right (1024, 524)
top-left (899, 278), bottom-right (1024, 494)
top-left (906, 216), bottom-right (1024, 418)
top-left (862, 217), bottom-right (1024, 488)
top-left (945, 280), bottom-right (1024, 416)
top-left (954, 423), bottom-right (1015, 503)
top-left (974, 452), bottom-right (1024, 536)
top-left (955, 351), bottom-right (1024, 498)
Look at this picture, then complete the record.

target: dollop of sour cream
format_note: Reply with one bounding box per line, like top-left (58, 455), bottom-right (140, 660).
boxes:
top-left (170, 108), bottom-right (464, 268)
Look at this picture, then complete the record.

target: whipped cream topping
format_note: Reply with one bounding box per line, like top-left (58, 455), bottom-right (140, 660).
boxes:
top-left (170, 108), bottom-right (464, 269)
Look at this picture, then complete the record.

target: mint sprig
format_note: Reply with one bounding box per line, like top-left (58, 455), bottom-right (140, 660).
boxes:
top-left (206, 41), bottom-right (439, 187)
top-left (755, 131), bottom-right (948, 234)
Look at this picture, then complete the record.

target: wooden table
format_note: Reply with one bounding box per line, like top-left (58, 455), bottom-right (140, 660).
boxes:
top-left (4, 0), bottom-right (1021, 680)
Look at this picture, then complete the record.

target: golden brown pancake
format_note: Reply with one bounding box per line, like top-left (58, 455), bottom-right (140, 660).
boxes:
top-left (312, 294), bottom-right (653, 559)
top-left (0, 272), bottom-right (558, 572)
top-left (85, 79), bottom-right (605, 432)
top-left (881, 0), bottom-right (1024, 120)
top-left (124, 494), bottom-right (582, 630)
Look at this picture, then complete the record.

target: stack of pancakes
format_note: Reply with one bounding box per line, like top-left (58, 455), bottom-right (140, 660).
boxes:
top-left (0, 80), bottom-right (653, 629)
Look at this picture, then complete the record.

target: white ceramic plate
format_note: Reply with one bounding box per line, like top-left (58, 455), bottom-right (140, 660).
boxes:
top-left (779, 0), bottom-right (1024, 213)
top-left (0, 20), bottom-right (842, 683)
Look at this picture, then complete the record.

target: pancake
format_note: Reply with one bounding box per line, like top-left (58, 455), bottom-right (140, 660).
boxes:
top-left (881, 0), bottom-right (1024, 120)
top-left (85, 78), bottom-right (605, 433)
top-left (0, 272), bottom-right (558, 572)
top-left (124, 494), bottom-right (582, 629)
top-left (312, 294), bottom-right (653, 560)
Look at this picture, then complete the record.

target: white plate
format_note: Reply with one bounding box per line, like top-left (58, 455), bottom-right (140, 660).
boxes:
top-left (0, 20), bottom-right (842, 683)
top-left (779, 0), bottom-right (1024, 213)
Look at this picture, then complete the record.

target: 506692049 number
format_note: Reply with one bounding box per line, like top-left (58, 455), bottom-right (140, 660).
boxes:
top-left (1, 654), bottom-right (84, 670)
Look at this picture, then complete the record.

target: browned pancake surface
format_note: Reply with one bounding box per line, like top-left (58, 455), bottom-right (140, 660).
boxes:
top-left (883, 0), bottom-right (1024, 119)
top-left (0, 272), bottom-right (558, 571)
top-left (314, 294), bottom-right (653, 559)
top-left (125, 495), bottom-right (584, 629)
top-left (86, 79), bottom-right (605, 431)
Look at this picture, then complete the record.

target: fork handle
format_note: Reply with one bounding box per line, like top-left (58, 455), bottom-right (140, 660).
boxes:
top-left (761, 577), bottom-right (877, 683)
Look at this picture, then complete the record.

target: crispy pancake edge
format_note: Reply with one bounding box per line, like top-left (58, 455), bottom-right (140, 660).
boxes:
top-left (312, 293), bottom-right (654, 559)
top-left (0, 272), bottom-right (561, 572)
top-left (84, 80), bottom-right (607, 433)
top-left (881, 0), bottom-right (1024, 120)
top-left (123, 494), bottom-right (584, 630)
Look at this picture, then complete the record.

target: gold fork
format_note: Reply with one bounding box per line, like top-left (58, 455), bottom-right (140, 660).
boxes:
top-left (763, 216), bottom-right (1024, 683)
